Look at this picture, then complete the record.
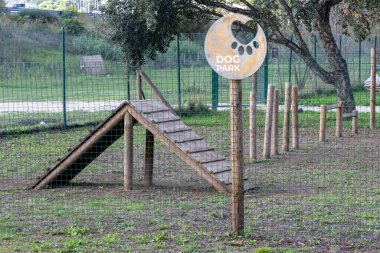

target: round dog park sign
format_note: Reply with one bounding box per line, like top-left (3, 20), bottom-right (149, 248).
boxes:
top-left (204, 13), bottom-right (267, 80)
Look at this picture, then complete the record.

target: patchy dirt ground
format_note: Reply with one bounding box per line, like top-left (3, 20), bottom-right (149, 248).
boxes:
top-left (0, 122), bottom-right (379, 252)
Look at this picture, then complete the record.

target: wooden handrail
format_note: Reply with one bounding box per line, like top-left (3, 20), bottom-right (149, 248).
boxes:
top-left (137, 70), bottom-right (177, 115)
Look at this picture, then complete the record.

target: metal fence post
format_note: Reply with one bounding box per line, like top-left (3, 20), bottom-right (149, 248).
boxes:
top-left (288, 35), bottom-right (293, 84)
top-left (177, 35), bottom-right (182, 112)
top-left (61, 27), bottom-right (67, 129)
top-left (211, 69), bottom-right (218, 111)
top-left (375, 36), bottom-right (378, 51)
top-left (126, 65), bottom-right (131, 101)
top-left (359, 40), bottom-right (362, 83)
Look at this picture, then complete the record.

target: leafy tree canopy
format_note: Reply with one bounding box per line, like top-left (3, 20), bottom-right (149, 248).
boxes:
top-left (102, 0), bottom-right (205, 67)
top-left (102, 0), bottom-right (380, 111)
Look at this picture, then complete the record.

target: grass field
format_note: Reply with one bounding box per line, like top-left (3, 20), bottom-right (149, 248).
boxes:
top-left (1, 111), bottom-right (379, 252)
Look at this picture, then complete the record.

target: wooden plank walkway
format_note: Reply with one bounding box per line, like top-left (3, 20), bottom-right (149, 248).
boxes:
top-left (128, 100), bottom-right (254, 192)
top-left (32, 100), bottom-right (254, 192)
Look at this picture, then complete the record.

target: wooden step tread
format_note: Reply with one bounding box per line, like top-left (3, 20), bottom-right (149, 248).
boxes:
top-left (187, 147), bottom-right (214, 154)
top-left (174, 137), bottom-right (203, 144)
top-left (203, 160), bottom-right (231, 174)
top-left (178, 140), bottom-right (208, 151)
top-left (157, 121), bottom-right (188, 132)
top-left (215, 171), bottom-right (248, 184)
top-left (200, 157), bottom-right (226, 164)
top-left (152, 117), bottom-right (180, 124)
top-left (142, 108), bottom-right (171, 114)
top-left (164, 126), bottom-right (192, 134)
top-left (131, 100), bottom-right (167, 112)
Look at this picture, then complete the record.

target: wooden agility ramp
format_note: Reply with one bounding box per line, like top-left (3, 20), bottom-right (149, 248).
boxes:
top-left (32, 100), bottom-right (254, 192)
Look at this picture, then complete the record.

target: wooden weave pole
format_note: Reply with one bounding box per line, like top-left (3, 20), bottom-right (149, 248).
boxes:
top-left (370, 48), bottom-right (376, 129)
top-left (124, 112), bottom-right (134, 191)
top-left (291, 86), bottom-right (299, 149)
top-left (144, 130), bottom-right (154, 186)
top-left (230, 79), bottom-right (244, 234)
top-left (336, 102), bottom-right (343, 138)
top-left (319, 105), bottom-right (327, 142)
top-left (352, 111), bottom-right (359, 135)
top-left (263, 85), bottom-right (275, 159)
top-left (282, 83), bottom-right (292, 152)
top-left (249, 73), bottom-right (257, 160)
top-left (271, 89), bottom-right (279, 156)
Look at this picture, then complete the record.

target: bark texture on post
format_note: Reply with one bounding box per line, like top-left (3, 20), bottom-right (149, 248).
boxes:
top-left (336, 103), bottom-right (343, 138)
top-left (291, 86), bottom-right (299, 149)
top-left (249, 73), bottom-right (257, 160)
top-left (124, 112), bottom-right (134, 191)
top-left (271, 89), bottom-right (279, 156)
top-left (352, 111), bottom-right (358, 135)
top-left (319, 105), bottom-right (327, 142)
top-left (136, 71), bottom-right (142, 100)
top-left (263, 85), bottom-right (275, 159)
top-left (230, 79), bottom-right (244, 234)
top-left (370, 48), bottom-right (376, 129)
top-left (282, 83), bottom-right (292, 152)
top-left (144, 130), bottom-right (154, 186)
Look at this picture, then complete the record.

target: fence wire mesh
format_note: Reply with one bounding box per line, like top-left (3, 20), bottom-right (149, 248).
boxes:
top-left (0, 26), bottom-right (379, 252)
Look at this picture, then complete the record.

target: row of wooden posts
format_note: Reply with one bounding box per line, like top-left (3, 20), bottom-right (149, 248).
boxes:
top-left (319, 102), bottom-right (359, 142)
top-left (249, 76), bottom-right (300, 161)
top-left (250, 46), bottom-right (378, 157)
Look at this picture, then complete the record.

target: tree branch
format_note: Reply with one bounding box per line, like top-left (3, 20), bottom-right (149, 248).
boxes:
top-left (194, 0), bottom-right (335, 83)
top-left (195, 0), bottom-right (289, 46)
top-left (278, 0), bottom-right (309, 53)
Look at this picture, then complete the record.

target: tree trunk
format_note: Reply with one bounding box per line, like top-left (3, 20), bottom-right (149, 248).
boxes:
top-left (315, 5), bottom-right (356, 112)
top-left (335, 66), bottom-right (356, 112)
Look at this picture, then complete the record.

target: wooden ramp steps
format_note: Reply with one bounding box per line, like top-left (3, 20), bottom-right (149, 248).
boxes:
top-left (32, 100), bottom-right (254, 192)
top-left (128, 100), bottom-right (254, 192)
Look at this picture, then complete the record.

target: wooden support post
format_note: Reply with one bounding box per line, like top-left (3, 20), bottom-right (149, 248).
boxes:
top-left (249, 73), bottom-right (257, 160)
top-left (336, 103), bottom-right (343, 138)
top-left (271, 89), bottom-right (279, 156)
top-left (144, 130), bottom-right (154, 186)
top-left (319, 105), bottom-right (327, 142)
top-left (291, 86), bottom-right (299, 149)
top-left (282, 83), bottom-right (291, 152)
top-left (352, 111), bottom-right (358, 135)
top-left (124, 112), bottom-right (134, 191)
top-left (230, 79), bottom-right (244, 234)
top-left (263, 85), bottom-right (275, 159)
top-left (370, 48), bottom-right (376, 129)
top-left (136, 71), bottom-right (142, 100)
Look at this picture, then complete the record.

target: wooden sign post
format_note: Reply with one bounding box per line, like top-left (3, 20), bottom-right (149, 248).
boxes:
top-left (230, 79), bottom-right (244, 232)
top-left (204, 13), bottom-right (267, 234)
